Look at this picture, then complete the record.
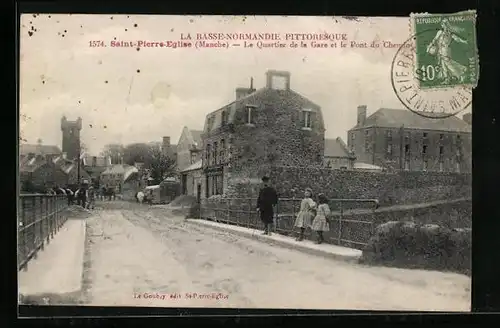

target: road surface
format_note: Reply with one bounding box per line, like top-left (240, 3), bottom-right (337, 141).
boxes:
top-left (83, 201), bottom-right (471, 311)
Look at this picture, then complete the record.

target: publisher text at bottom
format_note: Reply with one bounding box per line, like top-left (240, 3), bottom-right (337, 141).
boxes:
top-left (133, 292), bottom-right (230, 301)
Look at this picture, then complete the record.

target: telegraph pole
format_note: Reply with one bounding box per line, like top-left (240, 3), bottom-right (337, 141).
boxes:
top-left (77, 143), bottom-right (81, 185)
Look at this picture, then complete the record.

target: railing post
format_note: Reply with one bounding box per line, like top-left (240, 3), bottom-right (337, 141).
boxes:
top-left (338, 200), bottom-right (343, 246)
top-left (22, 197), bottom-right (28, 271)
top-left (39, 197), bottom-right (45, 251)
top-left (46, 196), bottom-right (51, 244)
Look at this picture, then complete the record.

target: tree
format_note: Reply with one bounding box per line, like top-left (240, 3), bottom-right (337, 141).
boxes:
top-left (101, 143), bottom-right (125, 164)
top-left (122, 143), bottom-right (150, 165)
top-left (146, 143), bottom-right (176, 184)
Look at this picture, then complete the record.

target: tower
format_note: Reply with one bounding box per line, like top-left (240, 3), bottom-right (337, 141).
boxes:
top-left (61, 116), bottom-right (82, 160)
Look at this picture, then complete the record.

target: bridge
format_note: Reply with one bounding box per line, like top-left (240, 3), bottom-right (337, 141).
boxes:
top-left (17, 195), bottom-right (470, 311)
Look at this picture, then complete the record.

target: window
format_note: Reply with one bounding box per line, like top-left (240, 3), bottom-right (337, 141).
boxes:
top-left (364, 130), bottom-right (370, 152)
top-left (302, 109), bottom-right (312, 129)
top-left (439, 146), bottom-right (444, 162)
top-left (423, 160), bottom-right (428, 171)
top-left (404, 159), bottom-right (410, 171)
top-left (350, 133), bottom-right (355, 151)
top-left (245, 105), bottom-right (256, 125)
top-left (386, 130), bottom-right (392, 138)
top-left (213, 142), bottom-right (218, 164)
top-left (221, 110), bottom-right (228, 125)
top-left (206, 144), bottom-right (211, 166)
top-left (404, 144), bottom-right (410, 156)
top-left (220, 139), bottom-right (225, 163)
top-left (190, 152), bottom-right (197, 164)
top-left (387, 144), bottom-right (393, 155)
top-left (439, 133), bottom-right (444, 141)
top-left (455, 161), bottom-right (461, 173)
top-left (422, 145), bottom-right (428, 156)
top-left (439, 162), bottom-right (444, 172)
top-left (423, 132), bottom-right (428, 139)
top-left (385, 130), bottom-right (393, 158)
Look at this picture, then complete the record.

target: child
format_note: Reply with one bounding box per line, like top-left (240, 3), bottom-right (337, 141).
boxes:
top-left (311, 193), bottom-right (331, 244)
top-left (294, 188), bottom-right (316, 241)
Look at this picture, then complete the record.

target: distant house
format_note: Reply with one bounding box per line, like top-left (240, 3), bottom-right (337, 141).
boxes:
top-left (19, 142), bottom-right (61, 162)
top-left (179, 159), bottom-right (203, 198)
top-left (323, 137), bottom-right (355, 169)
top-left (348, 106), bottom-right (472, 173)
top-left (176, 127), bottom-right (203, 172)
top-left (20, 153), bottom-right (91, 192)
top-left (82, 155), bottom-right (112, 184)
top-left (100, 164), bottom-right (138, 193)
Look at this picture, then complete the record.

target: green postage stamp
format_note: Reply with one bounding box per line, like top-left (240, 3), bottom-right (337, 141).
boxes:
top-left (410, 10), bottom-right (478, 89)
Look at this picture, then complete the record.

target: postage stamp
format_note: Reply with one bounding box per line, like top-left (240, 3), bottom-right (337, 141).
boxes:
top-left (18, 14), bottom-right (472, 315)
top-left (410, 10), bottom-right (478, 89)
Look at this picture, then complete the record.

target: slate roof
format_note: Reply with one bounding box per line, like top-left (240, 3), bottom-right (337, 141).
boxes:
top-left (82, 155), bottom-right (111, 167)
top-left (351, 108), bottom-right (472, 133)
top-left (324, 137), bottom-right (352, 158)
top-left (102, 164), bottom-right (131, 175)
top-left (179, 159), bottom-right (202, 173)
top-left (20, 144), bottom-right (61, 156)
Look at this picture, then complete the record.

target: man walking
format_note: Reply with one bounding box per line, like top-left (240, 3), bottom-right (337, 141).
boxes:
top-left (256, 176), bottom-right (278, 235)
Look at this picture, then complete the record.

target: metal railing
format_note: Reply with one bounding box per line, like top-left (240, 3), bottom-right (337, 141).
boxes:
top-left (17, 194), bottom-right (69, 271)
top-left (199, 197), bottom-right (379, 249)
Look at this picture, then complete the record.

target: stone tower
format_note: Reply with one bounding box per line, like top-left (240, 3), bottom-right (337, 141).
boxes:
top-left (61, 116), bottom-right (82, 160)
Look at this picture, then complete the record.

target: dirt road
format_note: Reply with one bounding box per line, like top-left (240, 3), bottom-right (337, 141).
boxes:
top-left (84, 201), bottom-right (471, 311)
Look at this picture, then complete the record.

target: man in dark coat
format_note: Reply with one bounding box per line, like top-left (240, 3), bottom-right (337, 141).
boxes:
top-left (256, 176), bottom-right (278, 235)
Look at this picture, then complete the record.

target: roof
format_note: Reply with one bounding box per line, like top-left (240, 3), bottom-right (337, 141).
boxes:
top-left (102, 164), bottom-right (131, 175)
top-left (204, 87), bottom-right (322, 134)
top-left (324, 137), bottom-right (351, 158)
top-left (351, 108), bottom-right (472, 133)
top-left (179, 159), bottom-right (202, 173)
top-left (353, 162), bottom-right (383, 171)
top-left (20, 144), bottom-right (61, 156)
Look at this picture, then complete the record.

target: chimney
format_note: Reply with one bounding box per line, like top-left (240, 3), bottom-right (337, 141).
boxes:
top-left (92, 156), bottom-right (97, 167)
top-left (265, 70), bottom-right (291, 90)
top-left (357, 105), bottom-right (367, 126)
top-left (462, 113), bottom-right (472, 125)
top-left (235, 77), bottom-right (256, 100)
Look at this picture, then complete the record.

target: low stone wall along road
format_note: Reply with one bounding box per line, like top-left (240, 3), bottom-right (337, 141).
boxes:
top-left (83, 201), bottom-right (471, 311)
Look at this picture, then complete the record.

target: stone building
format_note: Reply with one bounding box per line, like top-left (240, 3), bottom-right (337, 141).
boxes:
top-left (201, 70), bottom-right (325, 198)
top-left (100, 164), bottom-right (138, 193)
top-left (82, 155), bottom-right (112, 185)
top-left (323, 137), bottom-right (355, 169)
top-left (347, 106), bottom-right (472, 173)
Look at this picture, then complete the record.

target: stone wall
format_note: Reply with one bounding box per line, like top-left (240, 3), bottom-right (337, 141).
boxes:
top-left (267, 166), bottom-right (471, 206)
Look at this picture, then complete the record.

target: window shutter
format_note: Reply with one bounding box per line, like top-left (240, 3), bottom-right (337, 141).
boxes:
top-left (300, 110), bottom-right (305, 128)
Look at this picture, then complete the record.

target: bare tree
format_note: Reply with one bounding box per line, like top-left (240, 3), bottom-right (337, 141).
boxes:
top-left (101, 143), bottom-right (125, 164)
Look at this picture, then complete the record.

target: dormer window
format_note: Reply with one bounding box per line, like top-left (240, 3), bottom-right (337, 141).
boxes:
top-left (301, 108), bottom-right (313, 130)
top-left (245, 105), bottom-right (257, 125)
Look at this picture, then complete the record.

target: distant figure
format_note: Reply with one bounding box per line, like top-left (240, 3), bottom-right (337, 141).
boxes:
top-left (65, 187), bottom-right (74, 205)
top-left (294, 188), bottom-right (316, 241)
top-left (101, 186), bottom-right (107, 201)
top-left (311, 193), bottom-right (331, 244)
top-left (75, 185), bottom-right (88, 208)
top-left (137, 191), bottom-right (145, 204)
top-left (256, 176), bottom-right (278, 236)
top-left (87, 186), bottom-right (96, 210)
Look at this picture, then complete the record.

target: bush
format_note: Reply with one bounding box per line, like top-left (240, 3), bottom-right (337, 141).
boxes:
top-left (360, 220), bottom-right (471, 275)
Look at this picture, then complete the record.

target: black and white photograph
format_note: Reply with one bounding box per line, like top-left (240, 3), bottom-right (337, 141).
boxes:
top-left (18, 14), bottom-right (472, 312)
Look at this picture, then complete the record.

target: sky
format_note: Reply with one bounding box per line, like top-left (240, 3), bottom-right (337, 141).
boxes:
top-left (19, 14), bottom-right (472, 156)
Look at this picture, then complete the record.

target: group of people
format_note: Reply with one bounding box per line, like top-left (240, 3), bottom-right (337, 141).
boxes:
top-left (257, 176), bottom-right (332, 244)
top-left (45, 184), bottom-right (97, 210)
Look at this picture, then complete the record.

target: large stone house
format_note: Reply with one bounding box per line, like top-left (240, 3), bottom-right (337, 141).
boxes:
top-left (348, 106), bottom-right (472, 172)
top-left (201, 70), bottom-right (325, 198)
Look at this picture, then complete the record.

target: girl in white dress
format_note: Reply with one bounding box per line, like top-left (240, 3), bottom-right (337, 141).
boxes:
top-left (311, 193), bottom-right (331, 244)
top-left (294, 188), bottom-right (316, 241)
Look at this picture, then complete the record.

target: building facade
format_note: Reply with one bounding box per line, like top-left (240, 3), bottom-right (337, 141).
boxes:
top-left (176, 127), bottom-right (203, 172)
top-left (201, 70), bottom-right (325, 198)
top-left (100, 164), bottom-right (138, 193)
top-left (347, 106), bottom-right (472, 173)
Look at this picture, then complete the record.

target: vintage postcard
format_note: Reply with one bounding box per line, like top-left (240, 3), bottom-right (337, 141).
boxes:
top-left (18, 14), bottom-right (473, 313)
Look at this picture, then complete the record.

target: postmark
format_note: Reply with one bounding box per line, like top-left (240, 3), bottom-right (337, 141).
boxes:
top-left (410, 10), bottom-right (478, 90)
top-left (391, 29), bottom-right (473, 119)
